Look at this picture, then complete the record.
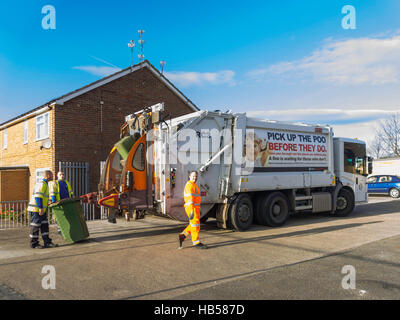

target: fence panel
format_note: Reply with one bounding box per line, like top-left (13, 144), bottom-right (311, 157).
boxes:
top-left (0, 201), bottom-right (29, 229)
top-left (1, 201), bottom-right (103, 230)
top-left (59, 161), bottom-right (89, 197)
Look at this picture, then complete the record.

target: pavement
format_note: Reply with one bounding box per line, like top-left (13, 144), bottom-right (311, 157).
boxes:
top-left (0, 195), bottom-right (399, 300)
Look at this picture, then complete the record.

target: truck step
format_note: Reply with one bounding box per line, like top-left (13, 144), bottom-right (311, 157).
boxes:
top-left (295, 205), bottom-right (313, 211)
top-left (295, 196), bottom-right (312, 201)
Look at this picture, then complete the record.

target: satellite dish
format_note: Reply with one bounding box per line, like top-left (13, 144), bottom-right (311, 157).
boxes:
top-left (40, 139), bottom-right (52, 150)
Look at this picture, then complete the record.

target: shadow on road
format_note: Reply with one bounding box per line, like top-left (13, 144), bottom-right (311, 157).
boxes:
top-left (250, 198), bottom-right (400, 231)
top-left (208, 221), bottom-right (382, 249)
top-left (91, 225), bottom-right (185, 243)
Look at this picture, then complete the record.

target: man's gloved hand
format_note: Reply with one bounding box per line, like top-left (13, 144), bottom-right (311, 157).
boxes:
top-left (39, 209), bottom-right (44, 216)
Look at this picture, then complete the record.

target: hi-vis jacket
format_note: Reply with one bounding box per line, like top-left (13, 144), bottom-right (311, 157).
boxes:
top-left (28, 179), bottom-right (49, 213)
top-left (184, 181), bottom-right (201, 219)
top-left (51, 180), bottom-right (74, 202)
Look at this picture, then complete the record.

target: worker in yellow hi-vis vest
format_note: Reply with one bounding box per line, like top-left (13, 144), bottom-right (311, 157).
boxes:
top-left (50, 171), bottom-right (74, 202)
top-left (50, 171), bottom-right (74, 234)
top-left (27, 170), bottom-right (58, 249)
top-left (178, 171), bottom-right (208, 249)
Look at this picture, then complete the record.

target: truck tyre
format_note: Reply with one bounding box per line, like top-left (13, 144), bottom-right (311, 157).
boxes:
top-left (335, 188), bottom-right (355, 216)
top-left (229, 194), bottom-right (253, 231)
top-left (257, 192), bottom-right (289, 227)
top-left (389, 188), bottom-right (400, 199)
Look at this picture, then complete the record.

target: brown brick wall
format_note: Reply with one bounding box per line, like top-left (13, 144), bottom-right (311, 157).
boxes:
top-left (54, 67), bottom-right (195, 193)
top-left (0, 169), bottom-right (29, 201)
top-left (0, 109), bottom-right (55, 198)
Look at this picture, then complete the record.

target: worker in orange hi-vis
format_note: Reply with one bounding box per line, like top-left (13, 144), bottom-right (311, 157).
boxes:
top-left (179, 171), bottom-right (208, 249)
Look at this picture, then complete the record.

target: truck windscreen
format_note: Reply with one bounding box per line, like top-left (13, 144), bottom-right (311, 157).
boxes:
top-left (344, 142), bottom-right (367, 176)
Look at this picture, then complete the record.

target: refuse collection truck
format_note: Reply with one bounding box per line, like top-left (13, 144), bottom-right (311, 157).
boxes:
top-left (94, 103), bottom-right (372, 231)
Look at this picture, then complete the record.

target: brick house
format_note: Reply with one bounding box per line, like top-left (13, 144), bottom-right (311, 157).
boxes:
top-left (0, 60), bottom-right (198, 201)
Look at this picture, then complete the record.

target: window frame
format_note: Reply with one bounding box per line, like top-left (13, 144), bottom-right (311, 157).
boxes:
top-left (3, 128), bottom-right (7, 149)
top-left (367, 176), bottom-right (377, 183)
top-left (23, 120), bottom-right (28, 144)
top-left (378, 176), bottom-right (390, 183)
top-left (35, 112), bottom-right (49, 141)
top-left (35, 168), bottom-right (51, 184)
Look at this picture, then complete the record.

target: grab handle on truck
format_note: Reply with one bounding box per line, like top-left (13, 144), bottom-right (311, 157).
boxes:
top-left (199, 143), bottom-right (231, 173)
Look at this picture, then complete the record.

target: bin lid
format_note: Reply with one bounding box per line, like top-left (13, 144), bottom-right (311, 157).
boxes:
top-left (49, 197), bottom-right (81, 208)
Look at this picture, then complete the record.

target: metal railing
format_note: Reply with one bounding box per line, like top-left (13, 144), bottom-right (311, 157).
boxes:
top-left (0, 201), bottom-right (29, 229)
top-left (0, 201), bottom-right (106, 230)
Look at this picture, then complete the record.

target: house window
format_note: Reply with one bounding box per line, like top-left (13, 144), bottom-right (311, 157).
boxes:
top-left (3, 129), bottom-right (7, 149)
top-left (24, 120), bottom-right (28, 144)
top-left (35, 168), bottom-right (50, 184)
top-left (36, 113), bottom-right (49, 141)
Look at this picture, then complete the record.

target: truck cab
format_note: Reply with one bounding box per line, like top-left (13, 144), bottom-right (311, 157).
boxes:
top-left (333, 137), bottom-right (370, 204)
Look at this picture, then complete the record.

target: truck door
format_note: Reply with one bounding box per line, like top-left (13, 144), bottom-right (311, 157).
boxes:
top-left (125, 134), bottom-right (152, 209)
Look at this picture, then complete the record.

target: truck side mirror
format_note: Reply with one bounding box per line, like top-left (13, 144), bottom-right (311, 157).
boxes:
top-left (367, 156), bottom-right (373, 175)
top-left (126, 171), bottom-right (134, 191)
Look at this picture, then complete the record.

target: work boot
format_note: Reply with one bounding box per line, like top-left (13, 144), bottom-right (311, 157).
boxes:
top-left (107, 217), bottom-right (117, 223)
top-left (31, 243), bottom-right (43, 249)
top-left (178, 234), bottom-right (186, 249)
top-left (194, 242), bottom-right (208, 249)
top-left (43, 242), bottom-right (59, 248)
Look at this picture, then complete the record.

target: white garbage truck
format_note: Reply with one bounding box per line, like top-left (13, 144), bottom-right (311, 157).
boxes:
top-left (96, 103), bottom-right (372, 231)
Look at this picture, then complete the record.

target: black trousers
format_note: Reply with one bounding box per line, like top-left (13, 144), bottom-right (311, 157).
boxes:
top-left (29, 211), bottom-right (52, 246)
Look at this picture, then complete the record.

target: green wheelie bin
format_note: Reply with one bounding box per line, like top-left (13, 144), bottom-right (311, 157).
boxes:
top-left (49, 197), bottom-right (90, 243)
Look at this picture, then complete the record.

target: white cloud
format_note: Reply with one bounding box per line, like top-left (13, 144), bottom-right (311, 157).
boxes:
top-left (164, 70), bottom-right (235, 87)
top-left (246, 108), bottom-right (398, 143)
top-left (332, 120), bottom-right (379, 143)
top-left (248, 35), bottom-right (400, 85)
top-left (247, 108), bottom-right (398, 122)
top-left (73, 66), bottom-right (121, 77)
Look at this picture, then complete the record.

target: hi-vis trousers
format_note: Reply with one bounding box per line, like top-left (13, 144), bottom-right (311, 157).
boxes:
top-left (182, 206), bottom-right (201, 245)
top-left (29, 211), bottom-right (52, 246)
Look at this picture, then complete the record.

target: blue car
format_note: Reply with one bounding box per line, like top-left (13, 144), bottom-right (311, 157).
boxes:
top-left (367, 175), bottom-right (400, 198)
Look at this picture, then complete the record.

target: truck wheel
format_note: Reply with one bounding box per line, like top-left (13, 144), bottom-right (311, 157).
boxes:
top-left (389, 188), bottom-right (400, 199)
top-left (229, 194), bottom-right (254, 231)
top-left (257, 192), bottom-right (290, 227)
top-left (335, 189), bottom-right (355, 216)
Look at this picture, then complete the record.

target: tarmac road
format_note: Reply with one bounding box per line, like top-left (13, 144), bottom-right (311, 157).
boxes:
top-left (0, 195), bottom-right (399, 300)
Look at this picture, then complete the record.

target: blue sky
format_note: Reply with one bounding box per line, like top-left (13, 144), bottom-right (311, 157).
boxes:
top-left (1, 0), bottom-right (400, 143)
